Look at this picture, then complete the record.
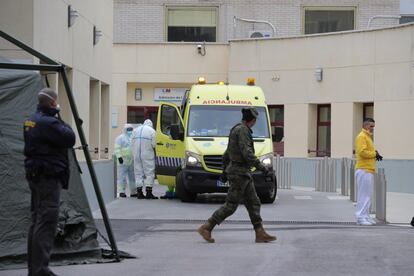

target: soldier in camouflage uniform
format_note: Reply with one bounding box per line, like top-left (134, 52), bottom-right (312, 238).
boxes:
top-left (198, 107), bottom-right (276, 243)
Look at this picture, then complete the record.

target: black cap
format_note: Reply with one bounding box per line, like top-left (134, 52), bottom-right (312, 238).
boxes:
top-left (242, 107), bottom-right (259, 122)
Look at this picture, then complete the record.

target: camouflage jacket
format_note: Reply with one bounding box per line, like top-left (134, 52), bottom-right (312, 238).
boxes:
top-left (223, 122), bottom-right (264, 175)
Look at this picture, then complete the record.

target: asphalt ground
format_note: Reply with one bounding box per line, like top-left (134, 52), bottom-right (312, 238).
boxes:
top-left (2, 185), bottom-right (414, 276)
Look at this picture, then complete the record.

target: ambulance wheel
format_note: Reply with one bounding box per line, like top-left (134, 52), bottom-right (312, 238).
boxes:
top-left (176, 171), bottom-right (197, 202)
top-left (259, 175), bottom-right (277, 204)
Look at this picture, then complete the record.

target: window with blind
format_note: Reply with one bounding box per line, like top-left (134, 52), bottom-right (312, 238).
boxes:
top-left (304, 7), bottom-right (355, 35)
top-left (317, 105), bottom-right (331, 157)
top-left (167, 7), bottom-right (217, 42)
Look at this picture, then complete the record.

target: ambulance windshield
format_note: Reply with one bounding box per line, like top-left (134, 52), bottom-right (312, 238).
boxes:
top-left (187, 105), bottom-right (270, 138)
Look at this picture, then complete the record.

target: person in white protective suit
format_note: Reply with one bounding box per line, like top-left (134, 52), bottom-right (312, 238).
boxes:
top-left (131, 119), bottom-right (158, 199)
top-left (114, 124), bottom-right (136, 198)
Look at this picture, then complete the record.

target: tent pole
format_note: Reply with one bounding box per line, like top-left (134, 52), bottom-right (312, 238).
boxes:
top-left (0, 62), bottom-right (61, 71)
top-left (0, 29), bottom-right (120, 260)
top-left (0, 30), bottom-right (58, 65)
top-left (59, 67), bottom-right (120, 260)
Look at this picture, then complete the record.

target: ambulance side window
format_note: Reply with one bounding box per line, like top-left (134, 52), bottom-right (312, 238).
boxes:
top-left (161, 105), bottom-right (180, 137)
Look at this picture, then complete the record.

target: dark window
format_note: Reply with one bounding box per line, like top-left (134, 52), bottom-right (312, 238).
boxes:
top-left (400, 16), bottom-right (414, 24)
top-left (304, 9), bottom-right (355, 34)
top-left (317, 105), bottom-right (331, 157)
top-left (168, 27), bottom-right (216, 42)
top-left (161, 105), bottom-right (181, 136)
top-left (127, 106), bottom-right (158, 129)
top-left (269, 105), bottom-right (284, 156)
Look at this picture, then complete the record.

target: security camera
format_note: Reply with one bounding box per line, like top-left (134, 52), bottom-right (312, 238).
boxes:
top-left (197, 43), bottom-right (206, 56)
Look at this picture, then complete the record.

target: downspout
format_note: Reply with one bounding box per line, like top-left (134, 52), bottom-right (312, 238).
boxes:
top-left (233, 16), bottom-right (277, 37)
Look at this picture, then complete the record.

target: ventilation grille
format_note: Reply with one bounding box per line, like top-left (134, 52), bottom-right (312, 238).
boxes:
top-left (203, 155), bottom-right (223, 170)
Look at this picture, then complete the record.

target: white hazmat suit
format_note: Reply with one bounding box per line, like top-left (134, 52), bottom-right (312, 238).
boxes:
top-left (114, 124), bottom-right (136, 197)
top-left (131, 119), bottom-right (156, 190)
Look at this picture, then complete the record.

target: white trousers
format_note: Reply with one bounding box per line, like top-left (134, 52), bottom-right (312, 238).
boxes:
top-left (355, 169), bottom-right (374, 221)
top-left (117, 164), bottom-right (136, 194)
top-left (134, 158), bottom-right (155, 188)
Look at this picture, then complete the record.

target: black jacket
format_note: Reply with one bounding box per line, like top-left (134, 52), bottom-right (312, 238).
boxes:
top-left (24, 105), bottom-right (76, 188)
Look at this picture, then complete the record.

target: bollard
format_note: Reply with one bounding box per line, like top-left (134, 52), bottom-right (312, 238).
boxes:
top-left (371, 173), bottom-right (378, 214)
top-left (315, 161), bottom-right (320, 191)
top-left (375, 168), bottom-right (387, 222)
top-left (350, 161), bottom-right (356, 202)
top-left (288, 161), bottom-right (292, 189)
top-left (113, 154), bottom-right (117, 198)
top-left (341, 158), bottom-right (346, 195)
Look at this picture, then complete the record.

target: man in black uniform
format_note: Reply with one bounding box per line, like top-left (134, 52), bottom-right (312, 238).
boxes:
top-left (198, 107), bottom-right (276, 243)
top-left (24, 88), bottom-right (76, 276)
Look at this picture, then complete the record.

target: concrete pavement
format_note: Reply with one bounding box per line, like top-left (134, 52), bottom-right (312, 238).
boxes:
top-left (2, 185), bottom-right (413, 276)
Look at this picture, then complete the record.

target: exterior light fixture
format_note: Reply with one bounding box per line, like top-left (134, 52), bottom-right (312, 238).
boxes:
top-left (68, 5), bottom-right (78, 27)
top-left (93, 26), bottom-right (102, 45)
top-left (315, 68), bottom-right (323, 82)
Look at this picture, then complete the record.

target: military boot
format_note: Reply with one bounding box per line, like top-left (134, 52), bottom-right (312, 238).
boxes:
top-left (136, 187), bottom-right (145, 199)
top-left (145, 187), bottom-right (158, 199)
top-left (197, 218), bottom-right (216, 243)
top-left (254, 224), bottom-right (277, 243)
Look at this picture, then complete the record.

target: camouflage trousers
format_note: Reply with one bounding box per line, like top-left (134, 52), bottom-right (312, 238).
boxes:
top-left (211, 174), bottom-right (262, 227)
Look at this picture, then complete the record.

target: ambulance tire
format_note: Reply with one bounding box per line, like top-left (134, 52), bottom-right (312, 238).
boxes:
top-left (176, 171), bottom-right (197, 202)
top-left (258, 175), bottom-right (277, 204)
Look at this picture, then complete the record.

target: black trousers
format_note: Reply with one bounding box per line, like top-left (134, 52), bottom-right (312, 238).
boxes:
top-left (27, 176), bottom-right (61, 276)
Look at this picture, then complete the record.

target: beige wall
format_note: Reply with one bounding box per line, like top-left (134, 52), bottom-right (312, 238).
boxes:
top-left (0, 0), bottom-right (113, 160)
top-left (113, 24), bottom-right (414, 159)
top-left (111, 43), bottom-right (229, 151)
top-left (284, 104), bottom-right (308, 157)
top-left (228, 24), bottom-right (414, 159)
top-left (331, 103), bottom-right (354, 158)
top-left (0, 0), bottom-right (34, 61)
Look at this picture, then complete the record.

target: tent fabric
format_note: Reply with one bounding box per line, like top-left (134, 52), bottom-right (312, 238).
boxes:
top-left (0, 62), bottom-right (102, 269)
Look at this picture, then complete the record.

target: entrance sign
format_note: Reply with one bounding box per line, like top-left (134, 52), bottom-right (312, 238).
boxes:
top-left (154, 88), bottom-right (187, 103)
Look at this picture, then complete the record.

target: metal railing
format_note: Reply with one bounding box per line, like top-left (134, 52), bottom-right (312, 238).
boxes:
top-left (274, 155), bottom-right (388, 221)
top-left (315, 157), bottom-right (337, 192)
top-left (274, 155), bottom-right (292, 189)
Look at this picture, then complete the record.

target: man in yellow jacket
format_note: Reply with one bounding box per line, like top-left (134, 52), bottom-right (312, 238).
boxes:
top-left (355, 118), bottom-right (383, 225)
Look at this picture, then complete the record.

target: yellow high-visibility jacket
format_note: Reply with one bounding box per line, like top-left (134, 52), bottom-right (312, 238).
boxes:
top-left (355, 129), bottom-right (376, 173)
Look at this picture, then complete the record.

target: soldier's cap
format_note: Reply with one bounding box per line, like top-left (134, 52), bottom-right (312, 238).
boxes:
top-left (241, 107), bottom-right (259, 122)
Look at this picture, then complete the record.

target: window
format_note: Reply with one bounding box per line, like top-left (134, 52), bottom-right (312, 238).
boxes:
top-left (89, 80), bottom-right (100, 160)
top-left (187, 106), bottom-right (270, 138)
top-left (269, 105), bottom-right (284, 156)
top-left (167, 7), bottom-right (217, 42)
top-left (161, 105), bottom-right (181, 136)
top-left (317, 105), bottom-right (331, 157)
top-left (127, 106), bottom-right (158, 129)
top-left (304, 7), bottom-right (355, 34)
top-left (363, 103), bottom-right (374, 120)
top-left (400, 16), bottom-right (414, 24)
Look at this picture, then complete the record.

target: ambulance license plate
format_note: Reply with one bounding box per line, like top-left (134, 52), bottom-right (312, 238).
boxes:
top-left (217, 180), bottom-right (230, 187)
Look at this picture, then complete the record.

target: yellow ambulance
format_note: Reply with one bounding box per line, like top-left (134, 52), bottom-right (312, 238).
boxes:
top-left (155, 78), bottom-right (277, 203)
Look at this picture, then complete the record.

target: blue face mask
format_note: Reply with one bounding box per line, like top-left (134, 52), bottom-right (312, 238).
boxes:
top-left (126, 130), bottom-right (133, 137)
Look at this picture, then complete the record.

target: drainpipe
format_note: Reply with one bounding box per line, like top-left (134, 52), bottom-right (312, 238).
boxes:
top-left (233, 16), bottom-right (277, 37)
top-left (367, 15), bottom-right (401, 28)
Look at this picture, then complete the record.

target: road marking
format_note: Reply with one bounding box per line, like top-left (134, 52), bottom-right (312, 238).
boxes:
top-left (294, 196), bottom-right (312, 200)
